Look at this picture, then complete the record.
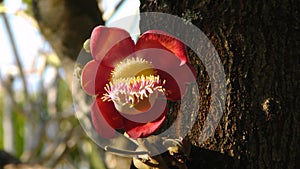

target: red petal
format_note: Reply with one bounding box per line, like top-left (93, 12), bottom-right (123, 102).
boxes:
top-left (91, 100), bottom-right (116, 138)
top-left (95, 97), bottom-right (125, 129)
top-left (156, 64), bottom-right (196, 101)
top-left (90, 26), bottom-right (135, 67)
top-left (156, 70), bottom-right (181, 100)
top-left (124, 101), bottom-right (168, 138)
top-left (136, 30), bottom-right (187, 65)
top-left (81, 60), bottom-right (112, 95)
top-left (133, 49), bottom-right (196, 100)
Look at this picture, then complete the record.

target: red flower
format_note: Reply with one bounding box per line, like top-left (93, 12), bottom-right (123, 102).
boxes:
top-left (81, 26), bottom-right (195, 139)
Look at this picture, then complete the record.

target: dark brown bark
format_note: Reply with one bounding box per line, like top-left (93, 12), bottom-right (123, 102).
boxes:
top-left (31, 0), bottom-right (299, 168)
top-left (140, 0), bottom-right (299, 169)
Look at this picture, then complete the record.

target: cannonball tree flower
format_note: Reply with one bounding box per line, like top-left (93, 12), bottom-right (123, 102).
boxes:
top-left (81, 26), bottom-right (195, 139)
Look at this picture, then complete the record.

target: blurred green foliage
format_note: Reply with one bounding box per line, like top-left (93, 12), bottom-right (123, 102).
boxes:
top-left (0, 62), bottom-right (107, 168)
top-left (0, 93), bottom-right (3, 149)
top-left (12, 107), bottom-right (25, 157)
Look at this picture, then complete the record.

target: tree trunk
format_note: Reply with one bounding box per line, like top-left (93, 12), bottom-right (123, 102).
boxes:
top-left (139, 0), bottom-right (299, 169)
top-left (32, 0), bottom-right (299, 168)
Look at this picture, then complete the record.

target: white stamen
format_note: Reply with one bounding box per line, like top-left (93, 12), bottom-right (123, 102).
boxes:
top-left (101, 57), bottom-right (166, 115)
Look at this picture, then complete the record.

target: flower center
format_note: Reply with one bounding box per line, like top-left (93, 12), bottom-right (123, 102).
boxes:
top-left (101, 57), bottom-right (165, 115)
top-left (111, 57), bottom-right (154, 80)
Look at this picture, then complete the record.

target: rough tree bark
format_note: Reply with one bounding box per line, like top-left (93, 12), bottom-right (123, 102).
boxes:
top-left (139, 0), bottom-right (299, 169)
top-left (30, 0), bottom-right (299, 168)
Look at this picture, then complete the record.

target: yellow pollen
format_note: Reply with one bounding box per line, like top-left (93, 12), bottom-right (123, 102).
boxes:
top-left (111, 57), bottom-right (154, 80)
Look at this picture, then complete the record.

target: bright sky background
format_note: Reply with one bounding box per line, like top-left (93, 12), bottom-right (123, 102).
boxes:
top-left (0, 1), bottom-right (46, 92)
top-left (0, 0), bottom-right (140, 93)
